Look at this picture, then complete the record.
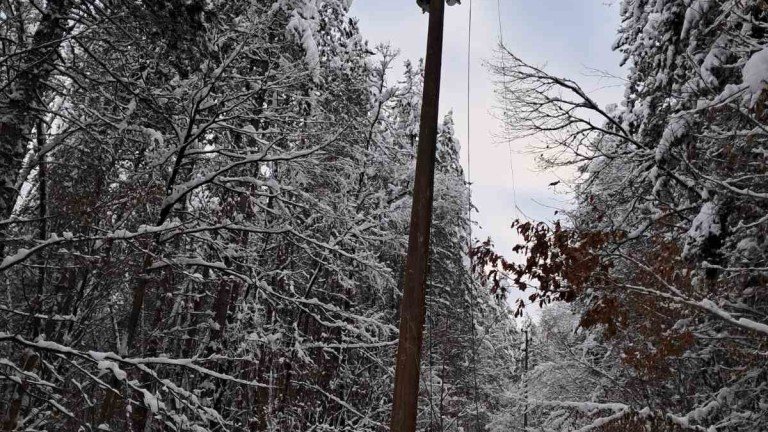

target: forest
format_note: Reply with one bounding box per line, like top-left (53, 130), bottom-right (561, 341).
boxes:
top-left (0, 1), bottom-right (766, 431)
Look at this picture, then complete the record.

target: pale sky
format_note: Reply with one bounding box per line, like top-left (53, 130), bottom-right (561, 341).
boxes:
top-left (349, 0), bottom-right (625, 315)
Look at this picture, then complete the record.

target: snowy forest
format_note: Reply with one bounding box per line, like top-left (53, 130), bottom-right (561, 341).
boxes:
top-left (0, 1), bottom-right (766, 431)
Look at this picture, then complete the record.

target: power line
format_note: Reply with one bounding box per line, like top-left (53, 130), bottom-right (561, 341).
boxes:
top-left (466, 1), bottom-right (482, 431)
top-left (467, 0), bottom-right (473, 212)
top-left (496, 0), bottom-right (504, 43)
top-left (496, 0), bottom-right (522, 220)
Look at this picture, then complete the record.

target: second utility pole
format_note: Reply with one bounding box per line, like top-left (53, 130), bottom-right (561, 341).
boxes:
top-left (390, 1), bottom-right (446, 432)
top-left (523, 328), bottom-right (529, 429)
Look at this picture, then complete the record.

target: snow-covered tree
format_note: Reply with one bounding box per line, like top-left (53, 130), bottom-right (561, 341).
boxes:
top-left (489, 1), bottom-right (768, 430)
top-left (0, 2), bottom-right (517, 431)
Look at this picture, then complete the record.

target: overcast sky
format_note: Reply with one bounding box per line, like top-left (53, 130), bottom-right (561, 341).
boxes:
top-left (349, 0), bottom-right (625, 315)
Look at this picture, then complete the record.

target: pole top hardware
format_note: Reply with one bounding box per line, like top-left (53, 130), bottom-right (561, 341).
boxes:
top-left (417, 0), bottom-right (460, 13)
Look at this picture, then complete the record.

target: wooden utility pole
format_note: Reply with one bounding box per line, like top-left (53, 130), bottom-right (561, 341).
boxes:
top-left (390, 1), bottom-right (446, 431)
top-left (523, 328), bottom-right (529, 430)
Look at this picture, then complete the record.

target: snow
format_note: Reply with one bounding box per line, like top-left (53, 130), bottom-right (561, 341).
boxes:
top-left (655, 116), bottom-right (687, 163)
top-left (700, 35), bottom-right (728, 86)
top-left (417, 0), bottom-right (461, 12)
top-left (140, 389), bottom-right (160, 414)
top-left (243, 124), bottom-right (258, 136)
top-left (48, 399), bottom-right (74, 418)
top-left (687, 202), bottom-right (721, 241)
top-left (125, 98), bottom-right (137, 117)
top-left (681, 0), bottom-right (711, 38)
top-left (28, 338), bottom-right (79, 355)
top-left (138, 126), bottom-right (164, 146)
top-left (736, 237), bottom-right (758, 254)
top-left (742, 46), bottom-right (768, 106)
top-left (698, 299), bottom-right (768, 336)
top-left (0, 247), bottom-right (30, 269)
top-left (96, 360), bottom-right (127, 381)
top-left (89, 351), bottom-right (109, 361)
top-left (286, 2), bottom-right (321, 79)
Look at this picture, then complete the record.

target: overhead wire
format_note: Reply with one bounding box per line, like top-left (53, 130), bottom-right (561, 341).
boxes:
top-left (496, 0), bottom-right (523, 220)
top-left (465, 1), bottom-right (482, 431)
top-left (495, 8), bottom-right (536, 428)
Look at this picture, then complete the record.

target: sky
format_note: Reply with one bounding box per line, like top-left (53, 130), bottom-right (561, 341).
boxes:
top-left (349, 0), bottom-right (625, 315)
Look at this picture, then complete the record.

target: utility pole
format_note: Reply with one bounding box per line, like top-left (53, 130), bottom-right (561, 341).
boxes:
top-left (390, 1), bottom-right (446, 431)
top-left (523, 328), bottom-right (529, 430)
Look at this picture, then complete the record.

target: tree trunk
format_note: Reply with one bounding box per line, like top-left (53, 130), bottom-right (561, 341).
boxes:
top-left (0, 0), bottom-right (70, 233)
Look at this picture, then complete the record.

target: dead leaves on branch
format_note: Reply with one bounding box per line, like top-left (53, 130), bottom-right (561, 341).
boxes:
top-left (469, 219), bottom-right (616, 317)
top-left (468, 219), bottom-right (726, 379)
